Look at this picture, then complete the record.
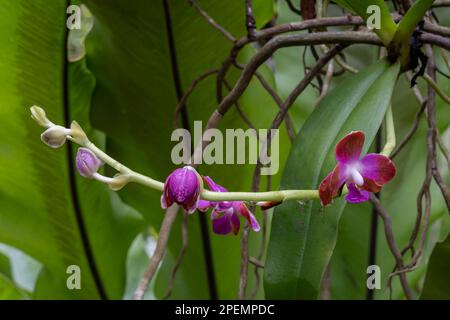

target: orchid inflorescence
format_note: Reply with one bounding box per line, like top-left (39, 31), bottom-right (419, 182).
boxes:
top-left (30, 106), bottom-right (397, 236)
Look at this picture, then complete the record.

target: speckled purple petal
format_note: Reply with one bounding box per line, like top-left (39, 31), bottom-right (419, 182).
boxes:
top-left (197, 200), bottom-right (212, 212)
top-left (345, 183), bottom-right (370, 203)
top-left (211, 209), bottom-right (233, 235)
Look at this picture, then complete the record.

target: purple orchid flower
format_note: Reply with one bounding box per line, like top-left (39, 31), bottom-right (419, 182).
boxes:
top-left (76, 148), bottom-right (103, 178)
top-left (319, 131), bottom-right (396, 206)
top-left (161, 166), bottom-right (202, 214)
top-left (198, 176), bottom-right (260, 235)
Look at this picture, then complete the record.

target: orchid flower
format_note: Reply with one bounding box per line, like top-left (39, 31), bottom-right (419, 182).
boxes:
top-left (319, 131), bottom-right (396, 206)
top-left (198, 176), bottom-right (260, 235)
top-left (161, 166), bottom-right (203, 214)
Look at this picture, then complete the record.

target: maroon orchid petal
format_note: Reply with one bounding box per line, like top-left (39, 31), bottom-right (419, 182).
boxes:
top-left (345, 183), bottom-right (370, 203)
top-left (235, 202), bottom-right (260, 232)
top-left (161, 166), bottom-right (202, 214)
top-left (230, 213), bottom-right (241, 235)
top-left (335, 131), bottom-right (365, 164)
top-left (361, 177), bottom-right (382, 193)
top-left (319, 164), bottom-right (345, 206)
top-left (211, 209), bottom-right (233, 235)
top-left (360, 153), bottom-right (396, 186)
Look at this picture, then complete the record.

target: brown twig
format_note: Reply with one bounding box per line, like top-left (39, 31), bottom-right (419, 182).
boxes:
top-left (425, 46), bottom-right (450, 213)
top-left (188, 0), bottom-right (236, 42)
top-left (248, 256), bottom-right (265, 269)
top-left (285, 0), bottom-right (302, 15)
top-left (250, 175), bottom-right (271, 299)
top-left (238, 225), bottom-right (250, 300)
top-left (163, 211), bottom-right (189, 299)
top-left (369, 194), bottom-right (414, 300)
top-left (245, 0), bottom-right (257, 40)
top-left (433, 0), bottom-right (450, 7)
top-left (233, 62), bottom-right (296, 142)
top-left (133, 206), bottom-right (178, 300)
top-left (315, 60), bottom-right (334, 107)
top-left (173, 68), bottom-right (219, 128)
top-left (223, 79), bottom-right (258, 131)
top-left (391, 101), bottom-right (427, 159)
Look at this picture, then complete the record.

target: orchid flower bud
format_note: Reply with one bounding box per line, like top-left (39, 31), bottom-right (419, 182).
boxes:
top-left (70, 121), bottom-right (88, 145)
top-left (161, 166), bottom-right (203, 214)
top-left (76, 148), bottom-right (103, 178)
top-left (30, 106), bottom-right (53, 128)
top-left (40, 125), bottom-right (72, 148)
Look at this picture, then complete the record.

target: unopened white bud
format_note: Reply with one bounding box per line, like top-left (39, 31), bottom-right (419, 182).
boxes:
top-left (30, 106), bottom-right (53, 128)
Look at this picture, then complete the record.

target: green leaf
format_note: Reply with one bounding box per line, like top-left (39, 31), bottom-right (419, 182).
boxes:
top-left (0, 0), bottom-right (143, 299)
top-left (333, 0), bottom-right (397, 45)
top-left (392, 0), bottom-right (434, 66)
top-left (421, 231), bottom-right (450, 299)
top-left (264, 60), bottom-right (400, 299)
top-left (394, 0), bottom-right (434, 44)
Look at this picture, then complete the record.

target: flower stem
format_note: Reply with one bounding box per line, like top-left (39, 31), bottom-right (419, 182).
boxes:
top-left (32, 107), bottom-right (396, 204)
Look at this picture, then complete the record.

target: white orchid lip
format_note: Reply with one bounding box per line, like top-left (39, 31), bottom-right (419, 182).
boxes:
top-left (347, 164), bottom-right (364, 186)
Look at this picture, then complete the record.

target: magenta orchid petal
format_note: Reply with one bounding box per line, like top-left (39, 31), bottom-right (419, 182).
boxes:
top-left (235, 202), bottom-right (260, 232)
top-left (335, 131), bottom-right (365, 164)
top-left (360, 153), bottom-right (396, 186)
top-left (345, 183), bottom-right (370, 203)
top-left (197, 200), bottom-right (212, 212)
top-left (203, 176), bottom-right (228, 192)
top-left (200, 176), bottom-right (260, 235)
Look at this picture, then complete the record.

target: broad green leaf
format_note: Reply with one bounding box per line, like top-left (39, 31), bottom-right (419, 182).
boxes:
top-left (83, 0), bottom-right (276, 299)
top-left (329, 75), bottom-right (450, 300)
top-left (0, 0), bottom-right (143, 299)
top-left (264, 60), bottom-right (400, 299)
top-left (421, 231), bottom-right (450, 299)
top-left (333, 0), bottom-right (397, 45)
